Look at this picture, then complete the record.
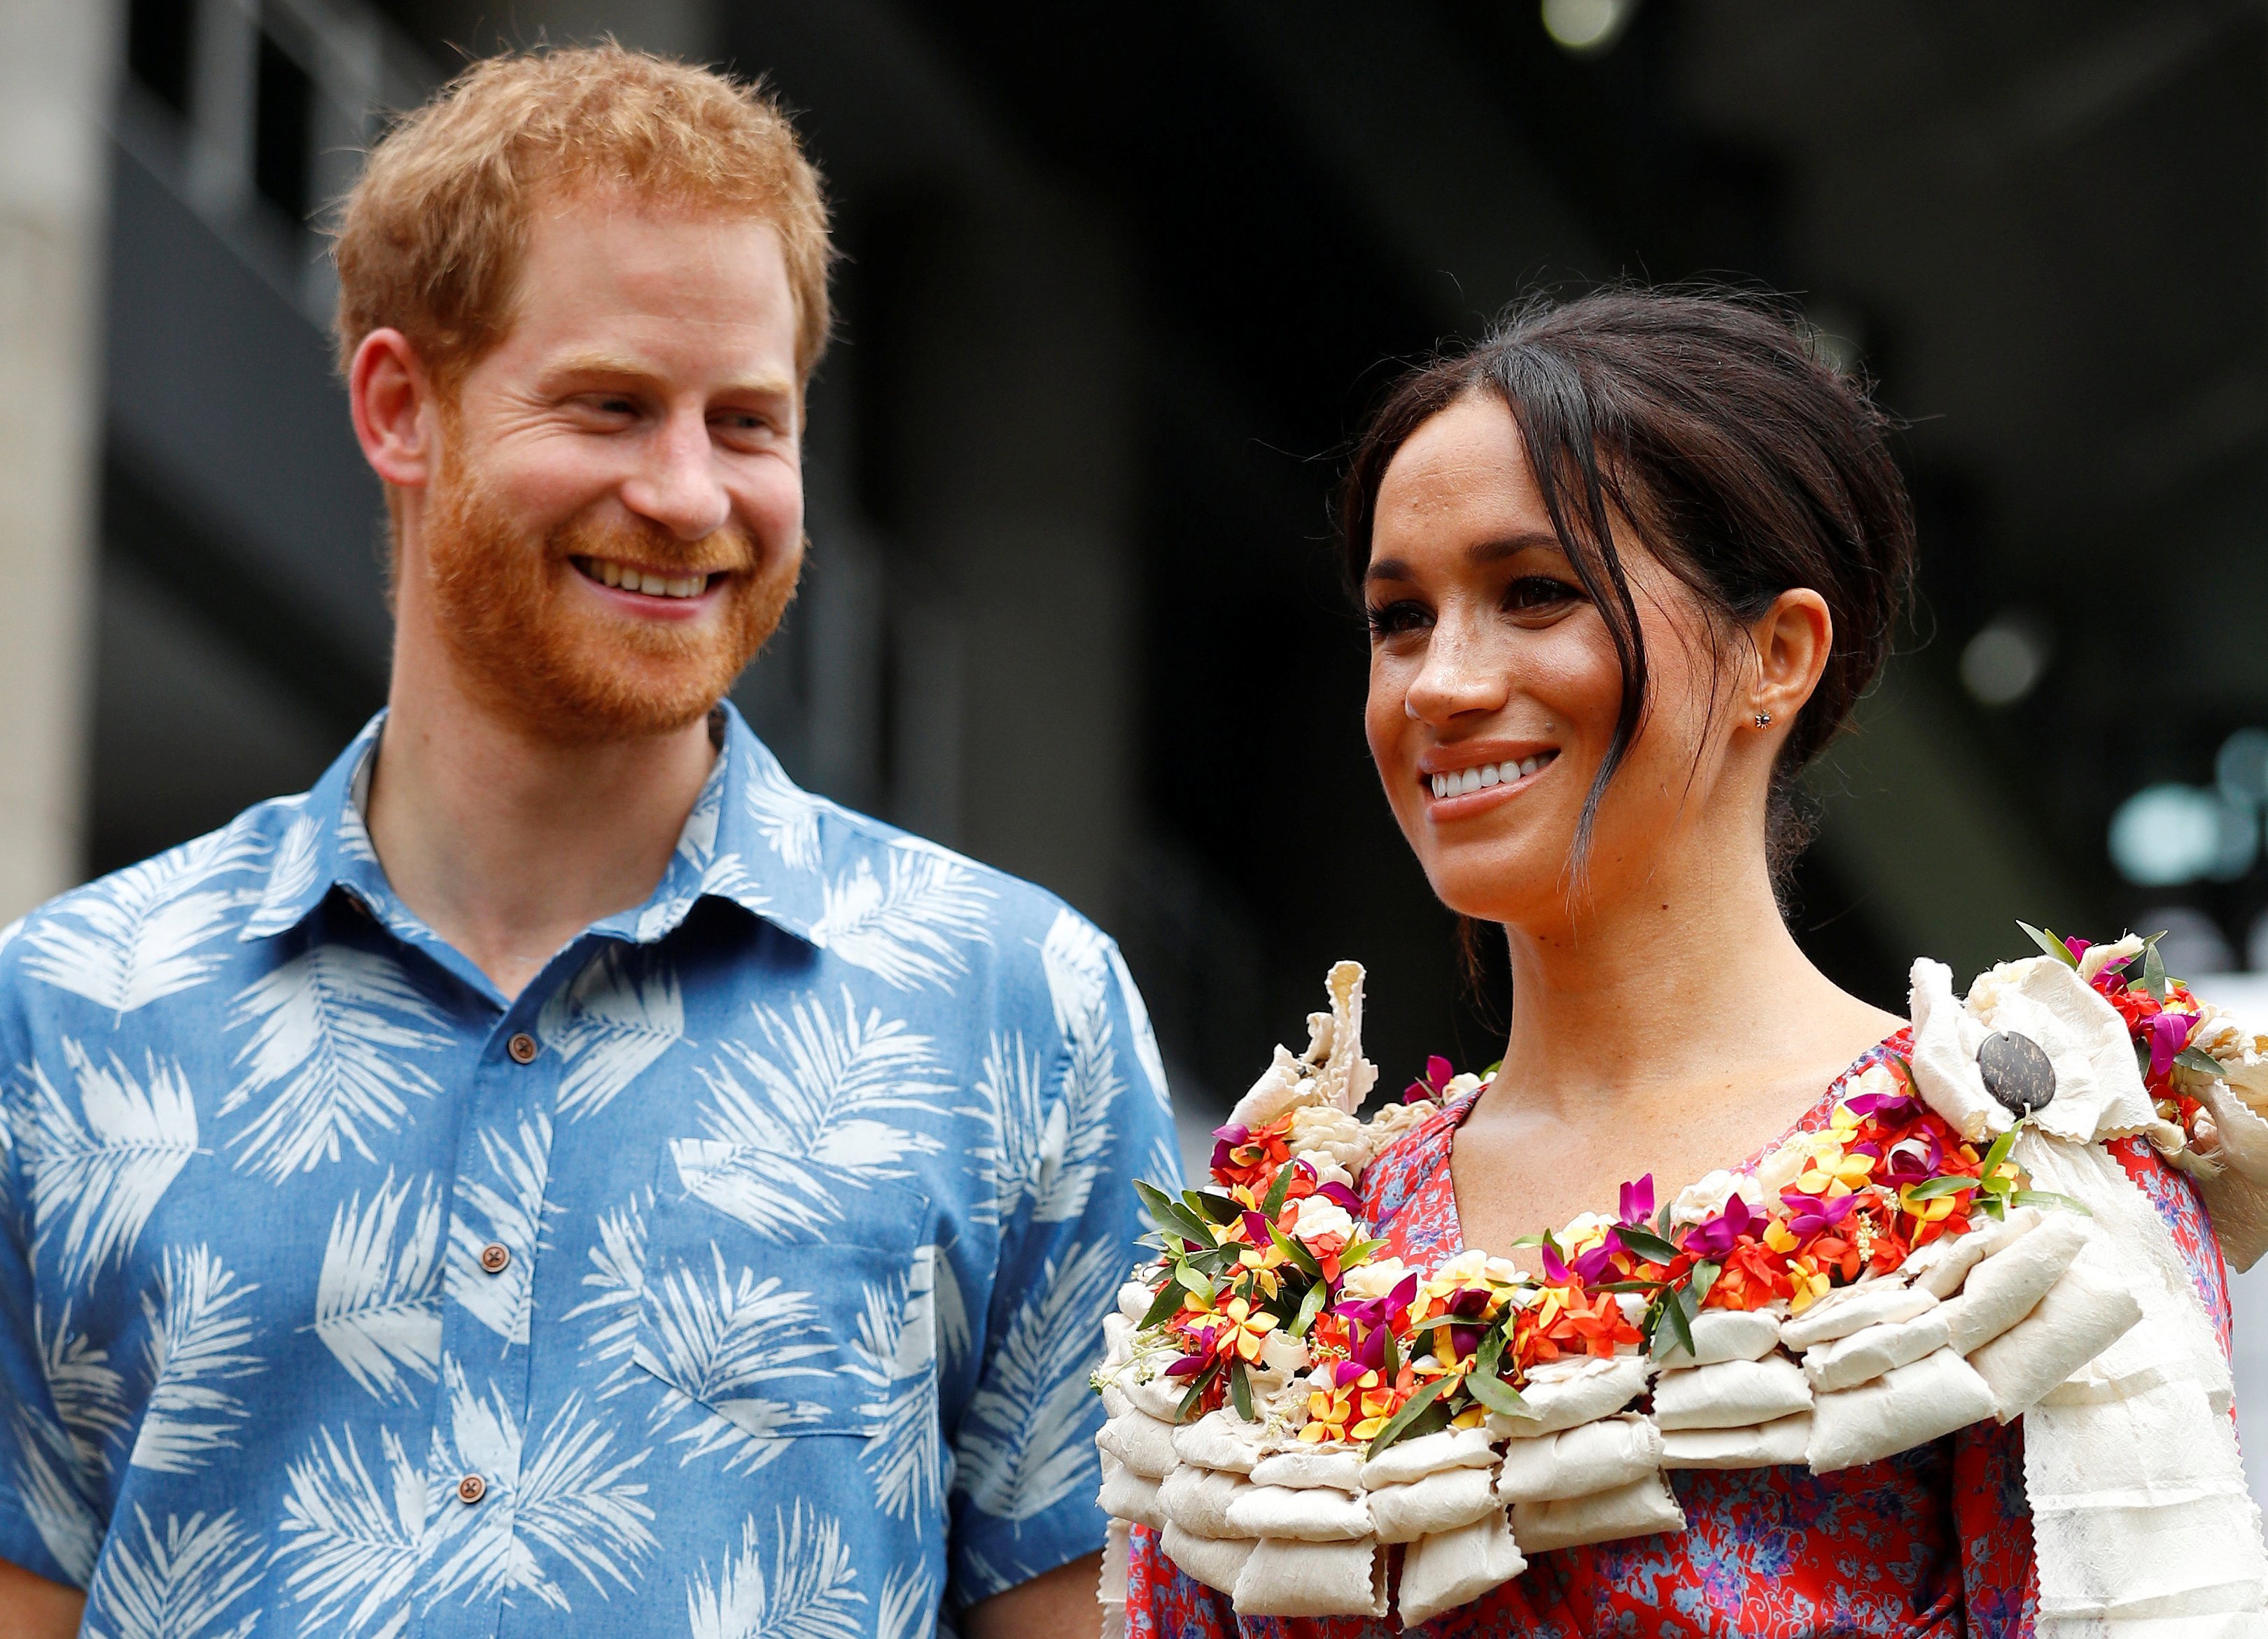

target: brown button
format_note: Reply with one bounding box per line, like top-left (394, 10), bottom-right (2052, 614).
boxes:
top-left (507, 1033), bottom-right (538, 1064)
top-left (479, 1243), bottom-right (511, 1275)
top-left (456, 1474), bottom-right (486, 1505)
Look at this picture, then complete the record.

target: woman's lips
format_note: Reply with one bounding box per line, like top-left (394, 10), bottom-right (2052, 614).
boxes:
top-left (1422, 748), bottom-right (1560, 814)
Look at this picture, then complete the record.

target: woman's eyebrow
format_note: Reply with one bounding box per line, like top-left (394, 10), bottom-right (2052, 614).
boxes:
top-left (1366, 530), bottom-right (1567, 585)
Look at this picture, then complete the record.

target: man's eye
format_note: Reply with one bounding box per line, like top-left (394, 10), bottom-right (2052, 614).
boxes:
top-left (1366, 601), bottom-right (1431, 640)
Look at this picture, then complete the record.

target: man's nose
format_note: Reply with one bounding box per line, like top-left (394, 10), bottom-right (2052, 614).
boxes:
top-left (619, 409), bottom-right (732, 541)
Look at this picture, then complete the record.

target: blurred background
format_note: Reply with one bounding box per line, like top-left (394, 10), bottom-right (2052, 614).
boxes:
top-left (6, 0), bottom-right (2268, 1480)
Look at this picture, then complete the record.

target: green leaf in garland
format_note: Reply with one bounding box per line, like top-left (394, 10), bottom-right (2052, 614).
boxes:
top-left (2009, 1188), bottom-right (2093, 1216)
top-left (2143, 936), bottom-right (2169, 1002)
top-left (1188, 1189), bottom-right (1244, 1226)
top-left (1364, 1377), bottom-right (1450, 1458)
top-left (1464, 1369), bottom-right (1532, 1419)
top-left (1265, 1218), bottom-right (1324, 1280)
top-left (1688, 1259), bottom-right (1721, 1307)
top-left (1136, 1181), bottom-right (1216, 1248)
top-left (1979, 1124), bottom-right (2021, 1183)
top-left (1615, 1225), bottom-right (1680, 1266)
top-left (1651, 1283), bottom-right (1697, 1362)
top-left (1901, 1174), bottom-right (1981, 1202)
top-left (1260, 1160), bottom-right (1297, 1223)
top-left (1291, 1279), bottom-right (1330, 1339)
top-left (2019, 922), bottom-right (2078, 966)
top-left (1174, 1262), bottom-right (1217, 1302)
top-left (1380, 1323), bottom-right (1401, 1381)
top-left (1228, 1357), bottom-right (1254, 1421)
top-left (1177, 1358), bottom-right (1222, 1421)
top-left (1140, 1279), bottom-right (1185, 1330)
top-left (2134, 1037), bottom-right (2153, 1081)
top-left (2176, 1046), bottom-right (2225, 1077)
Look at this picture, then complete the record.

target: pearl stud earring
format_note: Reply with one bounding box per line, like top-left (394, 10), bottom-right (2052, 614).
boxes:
top-left (1754, 710), bottom-right (1772, 728)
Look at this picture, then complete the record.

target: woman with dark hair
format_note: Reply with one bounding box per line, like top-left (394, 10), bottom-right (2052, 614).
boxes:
top-left (1110, 289), bottom-right (2254, 1636)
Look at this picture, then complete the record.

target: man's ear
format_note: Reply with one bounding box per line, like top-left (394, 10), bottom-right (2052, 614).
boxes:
top-left (350, 328), bottom-right (439, 490)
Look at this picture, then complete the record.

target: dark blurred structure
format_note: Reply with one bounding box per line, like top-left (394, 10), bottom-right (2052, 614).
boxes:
top-left (48, 0), bottom-right (2268, 1121)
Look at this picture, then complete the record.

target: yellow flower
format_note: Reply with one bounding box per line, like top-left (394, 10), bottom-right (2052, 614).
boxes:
top-left (1302, 1372), bottom-right (1401, 1442)
top-left (1788, 1260), bottom-right (1832, 1313)
top-left (1217, 1297), bottom-right (1279, 1363)
top-left (1897, 1182), bottom-right (1961, 1224)
top-left (1792, 1134), bottom-right (1875, 1198)
top-left (1762, 1218), bottom-right (1798, 1254)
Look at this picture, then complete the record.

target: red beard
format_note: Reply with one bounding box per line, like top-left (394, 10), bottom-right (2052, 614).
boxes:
top-left (418, 438), bottom-right (798, 743)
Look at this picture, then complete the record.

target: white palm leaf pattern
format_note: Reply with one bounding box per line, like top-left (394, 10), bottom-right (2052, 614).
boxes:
top-left (745, 759), bottom-right (822, 872)
top-left (564, 1191), bottom-right (650, 1397)
top-left (633, 1246), bottom-right (836, 1470)
top-left (423, 1361), bottom-right (657, 1611)
top-left (678, 766), bottom-right (726, 868)
top-left (685, 1507), bottom-right (864, 1639)
top-left (274, 1425), bottom-right (424, 1639)
top-left (680, 992), bottom-right (950, 1239)
top-left (312, 1172), bottom-right (442, 1401)
top-left (447, 1113), bottom-right (556, 1346)
top-left (40, 1300), bottom-right (131, 1474)
top-left (20, 821), bottom-right (267, 1016)
top-left (16, 1041), bottom-right (199, 1286)
top-left (873, 1563), bottom-right (934, 1639)
top-left (1035, 911), bottom-right (1128, 1223)
top-left (1108, 942), bottom-right (1174, 1113)
top-left (539, 947), bottom-right (685, 1123)
top-left (9, 1400), bottom-right (101, 1582)
top-left (954, 1238), bottom-right (1119, 1521)
top-left (262, 806), bottom-right (323, 913)
top-left (843, 1247), bottom-right (943, 1523)
top-left (82, 1506), bottom-right (264, 1639)
top-left (959, 1032), bottom-right (1053, 1230)
top-left (222, 945), bottom-right (449, 1181)
top-left (132, 1244), bottom-right (265, 1475)
top-left (808, 845), bottom-right (993, 991)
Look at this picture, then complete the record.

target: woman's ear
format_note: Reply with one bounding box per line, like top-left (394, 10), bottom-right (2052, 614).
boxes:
top-left (1751, 588), bottom-right (1833, 728)
top-left (349, 328), bottom-right (438, 491)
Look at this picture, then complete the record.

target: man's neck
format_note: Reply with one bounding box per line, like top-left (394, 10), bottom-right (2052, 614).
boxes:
top-left (364, 675), bottom-right (718, 1003)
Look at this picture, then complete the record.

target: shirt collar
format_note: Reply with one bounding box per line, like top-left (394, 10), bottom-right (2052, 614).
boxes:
top-left (239, 703), bottom-right (827, 949)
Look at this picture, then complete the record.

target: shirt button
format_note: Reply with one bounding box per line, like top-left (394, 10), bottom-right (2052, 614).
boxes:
top-left (507, 1033), bottom-right (538, 1064)
top-left (479, 1243), bottom-right (511, 1275)
top-left (457, 1474), bottom-right (487, 1505)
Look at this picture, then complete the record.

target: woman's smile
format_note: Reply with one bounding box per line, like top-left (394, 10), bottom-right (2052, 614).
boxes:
top-left (1420, 745), bottom-right (1561, 814)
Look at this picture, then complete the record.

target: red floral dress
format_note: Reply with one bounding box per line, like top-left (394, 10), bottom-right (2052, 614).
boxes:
top-left (1126, 1031), bottom-right (2236, 1638)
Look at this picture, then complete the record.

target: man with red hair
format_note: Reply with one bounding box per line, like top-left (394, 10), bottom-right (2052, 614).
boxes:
top-left (0, 45), bottom-right (1170, 1639)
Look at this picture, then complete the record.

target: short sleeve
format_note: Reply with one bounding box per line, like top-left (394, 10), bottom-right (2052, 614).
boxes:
top-left (947, 921), bottom-right (1183, 1609)
top-left (0, 1001), bottom-right (102, 1589)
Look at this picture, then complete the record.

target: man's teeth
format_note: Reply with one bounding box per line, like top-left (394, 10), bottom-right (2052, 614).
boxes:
top-left (587, 558), bottom-right (709, 598)
top-left (1429, 752), bottom-right (1555, 799)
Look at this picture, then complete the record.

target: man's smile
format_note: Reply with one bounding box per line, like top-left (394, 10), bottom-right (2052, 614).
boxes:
top-left (570, 555), bottom-right (720, 600)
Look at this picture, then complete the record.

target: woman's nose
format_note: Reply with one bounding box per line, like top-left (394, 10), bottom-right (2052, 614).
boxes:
top-left (1404, 620), bottom-right (1512, 722)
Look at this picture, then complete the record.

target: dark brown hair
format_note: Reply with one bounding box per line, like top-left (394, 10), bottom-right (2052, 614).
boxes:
top-left (1340, 286), bottom-right (1915, 895)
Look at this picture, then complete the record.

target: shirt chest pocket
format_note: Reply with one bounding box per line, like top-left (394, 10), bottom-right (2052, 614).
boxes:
top-left (630, 1152), bottom-right (942, 1452)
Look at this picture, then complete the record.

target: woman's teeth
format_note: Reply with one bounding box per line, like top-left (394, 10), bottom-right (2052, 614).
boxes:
top-left (582, 558), bottom-right (710, 598)
top-left (1429, 752), bottom-right (1555, 799)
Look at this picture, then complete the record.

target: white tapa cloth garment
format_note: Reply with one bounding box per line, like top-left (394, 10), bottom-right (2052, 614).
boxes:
top-left (1908, 955), bottom-right (2268, 1631)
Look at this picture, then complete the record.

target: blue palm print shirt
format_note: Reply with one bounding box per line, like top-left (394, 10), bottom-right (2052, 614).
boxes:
top-left (0, 703), bottom-right (1179, 1639)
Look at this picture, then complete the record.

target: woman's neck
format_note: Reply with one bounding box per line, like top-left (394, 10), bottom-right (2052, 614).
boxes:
top-left (1492, 835), bottom-right (1899, 1127)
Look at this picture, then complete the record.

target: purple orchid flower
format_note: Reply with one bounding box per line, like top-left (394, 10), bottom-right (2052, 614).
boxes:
top-left (2064, 936), bottom-right (2092, 964)
top-left (1404, 1053), bottom-right (1457, 1105)
top-left (1209, 1123), bottom-right (1251, 1176)
top-left (1881, 1134), bottom-right (1941, 1182)
top-left (1569, 1231), bottom-right (1625, 1284)
top-left (1241, 1209), bottom-right (1273, 1247)
top-left (1681, 1195), bottom-right (1756, 1260)
top-left (1779, 1189), bottom-right (1860, 1239)
top-left (1618, 1174), bottom-right (1656, 1228)
top-left (1539, 1241), bottom-right (1572, 1285)
top-left (1164, 1351), bottom-right (1210, 1378)
top-left (2144, 1010), bottom-right (2199, 1081)
top-left (1318, 1181), bottom-right (1363, 1212)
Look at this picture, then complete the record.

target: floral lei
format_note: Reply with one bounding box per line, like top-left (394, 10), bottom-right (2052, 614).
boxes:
top-left (1120, 923), bottom-right (2226, 1458)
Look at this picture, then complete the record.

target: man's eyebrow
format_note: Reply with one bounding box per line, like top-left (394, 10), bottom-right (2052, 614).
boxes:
top-left (542, 353), bottom-right (797, 398)
top-left (1364, 530), bottom-right (1567, 585)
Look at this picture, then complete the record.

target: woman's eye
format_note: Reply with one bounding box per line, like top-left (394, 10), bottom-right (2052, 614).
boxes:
top-left (1506, 575), bottom-right (1581, 613)
top-left (1366, 601), bottom-right (1432, 640)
